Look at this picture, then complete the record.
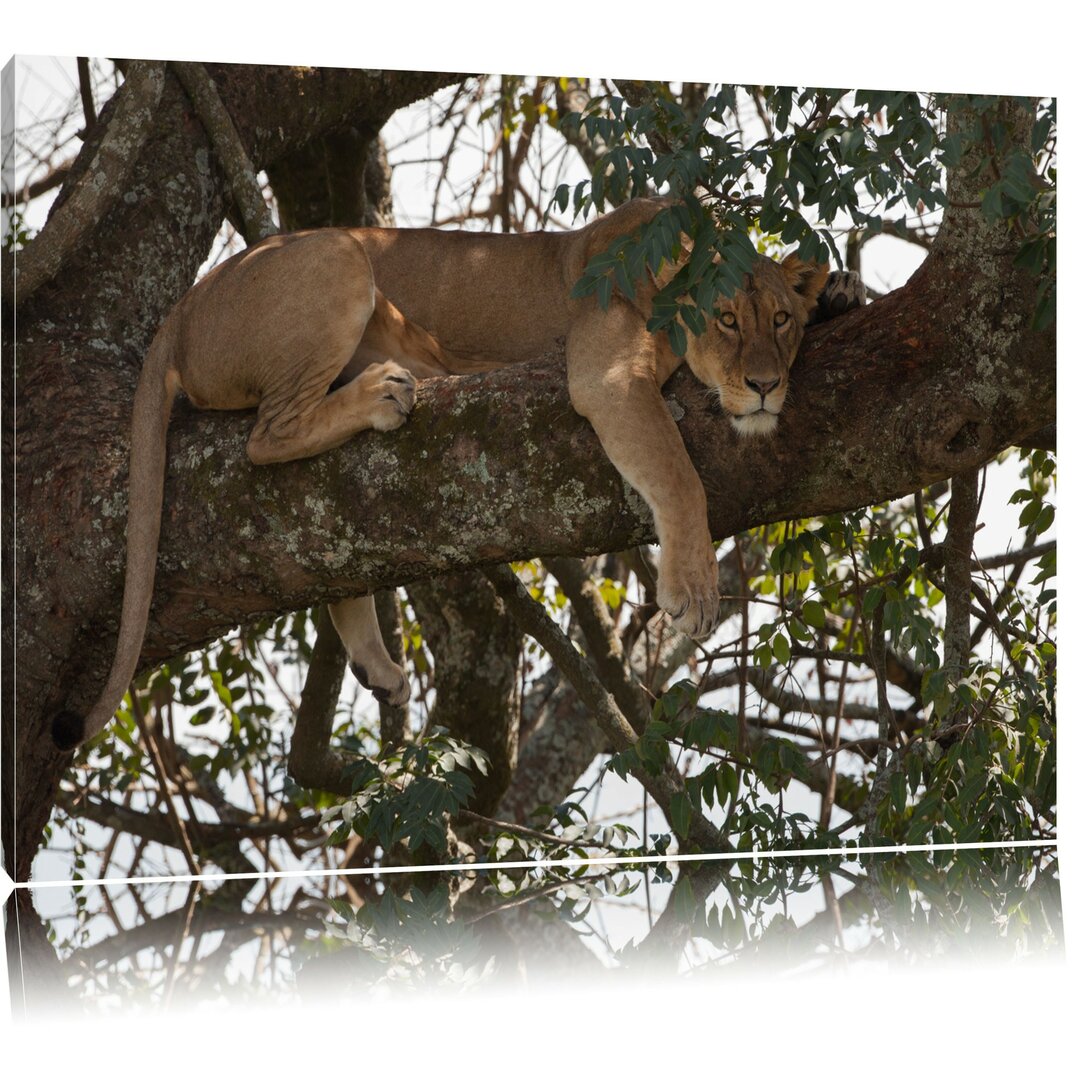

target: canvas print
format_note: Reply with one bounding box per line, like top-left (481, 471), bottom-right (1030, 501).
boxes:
top-left (2, 57), bottom-right (1057, 993)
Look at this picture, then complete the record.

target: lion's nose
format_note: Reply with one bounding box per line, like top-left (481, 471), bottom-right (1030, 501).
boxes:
top-left (746, 376), bottom-right (780, 397)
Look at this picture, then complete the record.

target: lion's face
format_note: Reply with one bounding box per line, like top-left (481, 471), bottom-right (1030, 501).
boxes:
top-left (683, 254), bottom-right (829, 437)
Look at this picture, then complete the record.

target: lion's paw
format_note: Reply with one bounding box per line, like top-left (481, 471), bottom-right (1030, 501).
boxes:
top-left (657, 557), bottom-right (722, 639)
top-left (350, 660), bottom-right (410, 708)
top-left (810, 270), bottom-right (866, 325)
top-left (362, 361), bottom-right (417, 432)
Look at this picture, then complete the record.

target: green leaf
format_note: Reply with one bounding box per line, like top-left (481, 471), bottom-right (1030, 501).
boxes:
top-left (1033, 504), bottom-right (1055, 535)
top-left (671, 874), bottom-right (696, 921)
top-left (802, 600), bottom-right (826, 629)
top-left (772, 633), bottom-right (791, 665)
top-left (1018, 499), bottom-right (1041, 528)
top-left (907, 752), bottom-right (923, 796)
top-left (890, 770), bottom-right (907, 815)
top-left (670, 791), bottom-right (692, 839)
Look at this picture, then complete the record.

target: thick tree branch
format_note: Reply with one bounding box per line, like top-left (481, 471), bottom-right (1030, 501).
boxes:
top-left (29, 248), bottom-right (1049, 762)
top-left (1013, 423), bottom-right (1055, 452)
top-left (494, 669), bottom-right (607, 825)
top-left (288, 605), bottom-right (350, 794)
top-left (408, 571), bottom-right (522, 813)
top-left (115, 265), bottom-right (1049, 680)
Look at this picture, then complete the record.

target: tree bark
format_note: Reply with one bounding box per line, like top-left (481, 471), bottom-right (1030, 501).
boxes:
top-left (409, 573), bottom-right (522, 814)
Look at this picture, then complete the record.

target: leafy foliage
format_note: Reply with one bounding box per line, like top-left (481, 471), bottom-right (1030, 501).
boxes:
top-left (319, 728), bottom-right (491, 857)
top-left (556, 88), bottom-right (1055, 349)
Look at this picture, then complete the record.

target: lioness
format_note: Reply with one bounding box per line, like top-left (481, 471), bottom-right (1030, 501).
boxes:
top-left (54, 197), bottom-right (853, 750)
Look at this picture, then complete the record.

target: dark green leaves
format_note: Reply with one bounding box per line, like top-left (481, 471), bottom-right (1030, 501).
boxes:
top-left (320, 728), bottom-right (491, 856)
top-left (557, 87), bottom-right (1054, 347)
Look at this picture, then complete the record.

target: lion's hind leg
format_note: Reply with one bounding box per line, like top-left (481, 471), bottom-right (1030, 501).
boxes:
top-left (328, 595), bottom-right (410, 707)
top-left (245, 361), bottom-right (417, 465)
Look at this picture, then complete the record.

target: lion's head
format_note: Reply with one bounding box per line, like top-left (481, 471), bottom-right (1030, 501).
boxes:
top-left (683, 253), bottom-right (829, 437)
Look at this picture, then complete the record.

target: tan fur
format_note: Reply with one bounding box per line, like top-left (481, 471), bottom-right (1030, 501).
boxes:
top-left (64, 198), bottom-right (827, 749)
top-left (353, 200), bottom-right (826, 637)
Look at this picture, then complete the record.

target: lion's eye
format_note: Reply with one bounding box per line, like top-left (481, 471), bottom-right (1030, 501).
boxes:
top-left (775, 311), bottom-right (790, 327)
top-left (719, 312), bottom-right (737, 329)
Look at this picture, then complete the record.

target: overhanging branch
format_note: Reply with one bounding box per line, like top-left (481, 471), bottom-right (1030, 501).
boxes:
top-left (171, 61), bottom-right (277, 243)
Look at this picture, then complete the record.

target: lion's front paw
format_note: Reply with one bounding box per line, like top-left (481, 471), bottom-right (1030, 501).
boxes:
top-left (362, 361), bottom-right (417, 432)
top-left (811, 270), bottom-right (867, 324)
top-left (350, 661), bottom-right (410, 708)
top-left (657, 556), bottom-right (722, 639)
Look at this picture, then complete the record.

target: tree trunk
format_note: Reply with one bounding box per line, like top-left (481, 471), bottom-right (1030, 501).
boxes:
top-left (4, 63), bottom-right (460, 882)
top-left (408, 573), bottom-right (522, 813)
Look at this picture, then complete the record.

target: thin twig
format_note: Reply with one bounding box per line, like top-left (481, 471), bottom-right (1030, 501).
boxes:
top-left (129, 689), bottom-right (199, 875)
top-left (975, 539), bottom-right (1054, 573)
top-left (457, 808), bottom-right (624, 852)
top-left (818, 659), bottom-right (849, 830)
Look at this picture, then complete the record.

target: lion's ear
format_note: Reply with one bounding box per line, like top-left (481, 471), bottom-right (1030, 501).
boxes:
top-left (781, 252), bottom-right (830, 315)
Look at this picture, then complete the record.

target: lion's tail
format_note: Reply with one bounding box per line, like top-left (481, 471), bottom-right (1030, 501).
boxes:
top-left (53, 323), bottom-right (180, 749)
